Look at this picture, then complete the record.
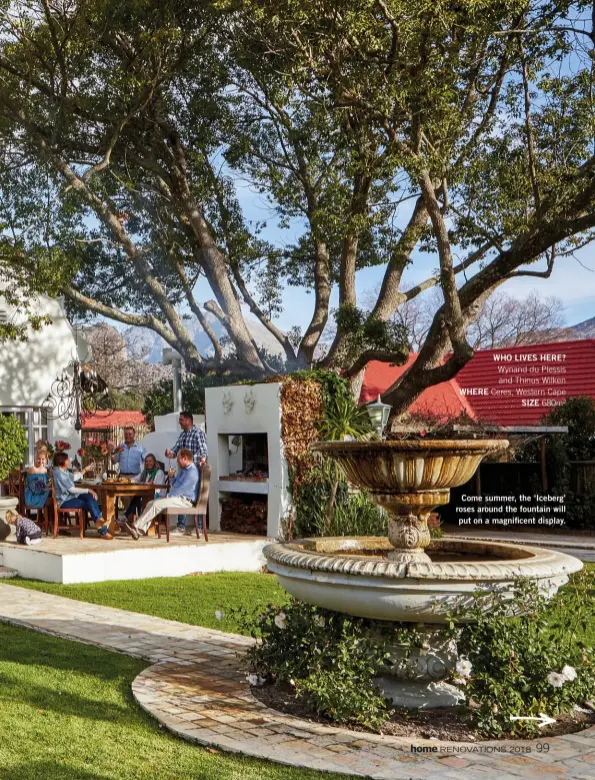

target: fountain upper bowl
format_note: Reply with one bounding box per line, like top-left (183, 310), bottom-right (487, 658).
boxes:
top-left (311, 439), bottom-right (509, 493)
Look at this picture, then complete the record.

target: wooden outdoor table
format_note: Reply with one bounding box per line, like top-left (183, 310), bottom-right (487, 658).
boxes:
top-left (82, 482), bottom-right (158, 533)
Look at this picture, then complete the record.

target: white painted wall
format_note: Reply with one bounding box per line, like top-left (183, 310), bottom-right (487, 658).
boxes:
top-left (0, 293), bottom-right (84, 457)
top-left (205, 383), bottom-right (292, 538)
top-left (139, 412), bottom-right (206, 469)
top-left (0, 538), bottom-right (268, 583)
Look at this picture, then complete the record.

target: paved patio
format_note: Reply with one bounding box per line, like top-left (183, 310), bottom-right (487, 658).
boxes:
top-left (0, 583), bottom-right (594, 779)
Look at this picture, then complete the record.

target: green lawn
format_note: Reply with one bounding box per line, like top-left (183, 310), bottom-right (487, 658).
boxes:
top-left (3, 565), bottom-right (594, 779)
top-left (0, 622), bottom-right (347, 780)
top-left (7, 572), bottom-right (288, 635)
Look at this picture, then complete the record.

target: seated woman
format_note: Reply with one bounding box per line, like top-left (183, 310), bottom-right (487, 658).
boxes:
top-left (52, 452), bottom-right (113, 539)
top-left (124, 453), bottom-right (166, 522)
top-left (24, 450), bottom-right (51, 516)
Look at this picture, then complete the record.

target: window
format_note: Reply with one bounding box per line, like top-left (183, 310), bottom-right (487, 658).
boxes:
top-left (0, 407), bottom-right (53, 464)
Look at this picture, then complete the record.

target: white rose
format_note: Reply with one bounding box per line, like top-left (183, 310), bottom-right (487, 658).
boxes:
top-left (274, 612), bottom-right (287, 630)
top-left (246, 674), bottom-right (266, 687)
top-left (215, 610), bottom-right (225, 621)
top-left (561, 665), bottom-right (577, 682)
top-left (548, 671), bottom-right (566, 688)
top-left (455, 658), bottom-right (473, 678)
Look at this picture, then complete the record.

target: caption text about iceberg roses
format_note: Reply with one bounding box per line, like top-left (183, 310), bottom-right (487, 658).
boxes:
top-left (456, 494), bottom-right (566, 527)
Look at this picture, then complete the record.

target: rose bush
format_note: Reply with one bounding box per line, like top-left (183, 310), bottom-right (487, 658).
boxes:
top-left (230, 569), bottom-right (595, 737)
top-left (445, 571), bottom-right (595, 736)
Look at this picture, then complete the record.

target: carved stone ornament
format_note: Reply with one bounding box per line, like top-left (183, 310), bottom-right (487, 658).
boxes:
top-left (244, 389), bottom-right (256, 414)
top-left (222, 391), bottom-right (234, 415)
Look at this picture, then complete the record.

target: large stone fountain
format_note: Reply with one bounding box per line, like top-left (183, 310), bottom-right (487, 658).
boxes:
top-left (264, 438), bottom-right (582, 708)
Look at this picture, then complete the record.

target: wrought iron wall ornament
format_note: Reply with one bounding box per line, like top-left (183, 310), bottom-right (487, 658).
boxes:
top-left (42, 330), bottom-right (113, 431)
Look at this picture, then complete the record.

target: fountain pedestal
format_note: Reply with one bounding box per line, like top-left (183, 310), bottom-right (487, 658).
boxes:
top-left (372, 490), bottom-right (450, 564)
top-left (376, 627), bottom-right (464, 708)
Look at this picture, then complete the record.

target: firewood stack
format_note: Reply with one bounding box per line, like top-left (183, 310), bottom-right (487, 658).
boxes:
top-left (220, 497), bottom-right (267, 535)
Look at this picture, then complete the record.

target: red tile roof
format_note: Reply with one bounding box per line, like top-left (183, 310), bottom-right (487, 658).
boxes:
top-left (455, 339), bottom-right (595, 425)
top-left (360, 338), bottom-right (595, 425)
top-left (360, 356), bottom-right (477, 421)
top-left (83, 411), bottom-right (147, 429)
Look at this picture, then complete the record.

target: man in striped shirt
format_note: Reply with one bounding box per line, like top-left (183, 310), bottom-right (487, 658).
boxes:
top-left (165, 411), bottom-right (207, 533)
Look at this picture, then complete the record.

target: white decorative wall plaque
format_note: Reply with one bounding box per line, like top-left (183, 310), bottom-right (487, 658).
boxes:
top-left (244, 389), bottom-right (256, 414)
top-left (222, 390), bottom-right (234, 415)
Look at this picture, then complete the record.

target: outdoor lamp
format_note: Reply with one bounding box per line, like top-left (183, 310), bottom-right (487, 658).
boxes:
top-left (366, 395), bottom-right (391, 437)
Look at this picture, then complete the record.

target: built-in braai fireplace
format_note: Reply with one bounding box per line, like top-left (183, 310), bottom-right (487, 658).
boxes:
top-left (221, 433), bottom-right (269, 481)
top-left (205, 383), bottom-right (292, 538)
top-left (217, 433), bottom-right (269, 533)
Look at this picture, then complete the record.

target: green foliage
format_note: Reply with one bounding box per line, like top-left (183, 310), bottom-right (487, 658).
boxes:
top-left (287, 371), bottom-right (380, 537)
top-left (317, 394), bottom-right (373, 441)
top-left (292, 463), bottom-right (384, 538)
top-left (142, 372), bottom-right (240, 423)
top-left (546, 396), bottom-right (595, 462)
top-left (332, 303), bottom-right (409, 369)
top-left (246, 369), bottom-right (352, 406)
top-left (331, 491), bottom-right (385, 537)
top-left (108, 389), bottom-right (145, 411)
top-left (0, 414), bottom-right (28, 480)
top-left (564, 489), bottom-right (595, 531)
top-left (231, 599), bottom-right (391, 729)
top-left (446, 571), bottom-right (595, 737)
top-left (514, 397), bottom-right (595, 528)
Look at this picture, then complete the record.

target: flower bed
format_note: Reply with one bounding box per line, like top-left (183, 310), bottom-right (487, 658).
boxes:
top-left (228, 568), bottom-right (595, 739)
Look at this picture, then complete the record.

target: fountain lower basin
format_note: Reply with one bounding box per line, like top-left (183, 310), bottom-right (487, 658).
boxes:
top-left (264, 536), bottom-right (582, 623)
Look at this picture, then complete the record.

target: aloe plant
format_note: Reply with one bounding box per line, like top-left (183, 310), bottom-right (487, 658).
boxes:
top-left (317, 396), bottom-right (373, 442)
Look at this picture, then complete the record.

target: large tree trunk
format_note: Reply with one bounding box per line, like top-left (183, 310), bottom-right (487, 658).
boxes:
top-left (297, 241), bottom-right (331, 367)
top-left (172, 180), bottom-right (267, 375)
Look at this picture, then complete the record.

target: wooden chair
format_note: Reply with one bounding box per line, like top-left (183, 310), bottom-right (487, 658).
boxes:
top-left (153, 463), bottom-right (210, 543)
top-left (48, 471), bottom-right (85, 540)
top-left (23, 472), bottom-right (52, 534)
top-left (7, 469), bottom-right (24, 514)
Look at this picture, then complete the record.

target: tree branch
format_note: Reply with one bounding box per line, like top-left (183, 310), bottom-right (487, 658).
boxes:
top-left (343, 347), bottom-right (409, 378)
top-left (372, 195), bottom-right (428, 320)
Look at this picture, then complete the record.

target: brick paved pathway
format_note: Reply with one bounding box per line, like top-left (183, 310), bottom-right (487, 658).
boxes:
top-left (1, 583), bottom-right (595, 779)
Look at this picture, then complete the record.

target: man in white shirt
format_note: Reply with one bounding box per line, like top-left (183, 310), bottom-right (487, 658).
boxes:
top-left (112, 427), bottom-right (146, 476)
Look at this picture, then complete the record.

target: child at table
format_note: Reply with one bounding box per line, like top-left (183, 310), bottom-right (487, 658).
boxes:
top-left (24, 450), bottom-right (51, 514)
top-left (5, 509), bottom-right (42, 546)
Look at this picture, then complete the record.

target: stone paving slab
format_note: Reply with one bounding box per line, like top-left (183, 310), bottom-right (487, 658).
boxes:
top-left (0, 583), bottom-right (594, 779)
